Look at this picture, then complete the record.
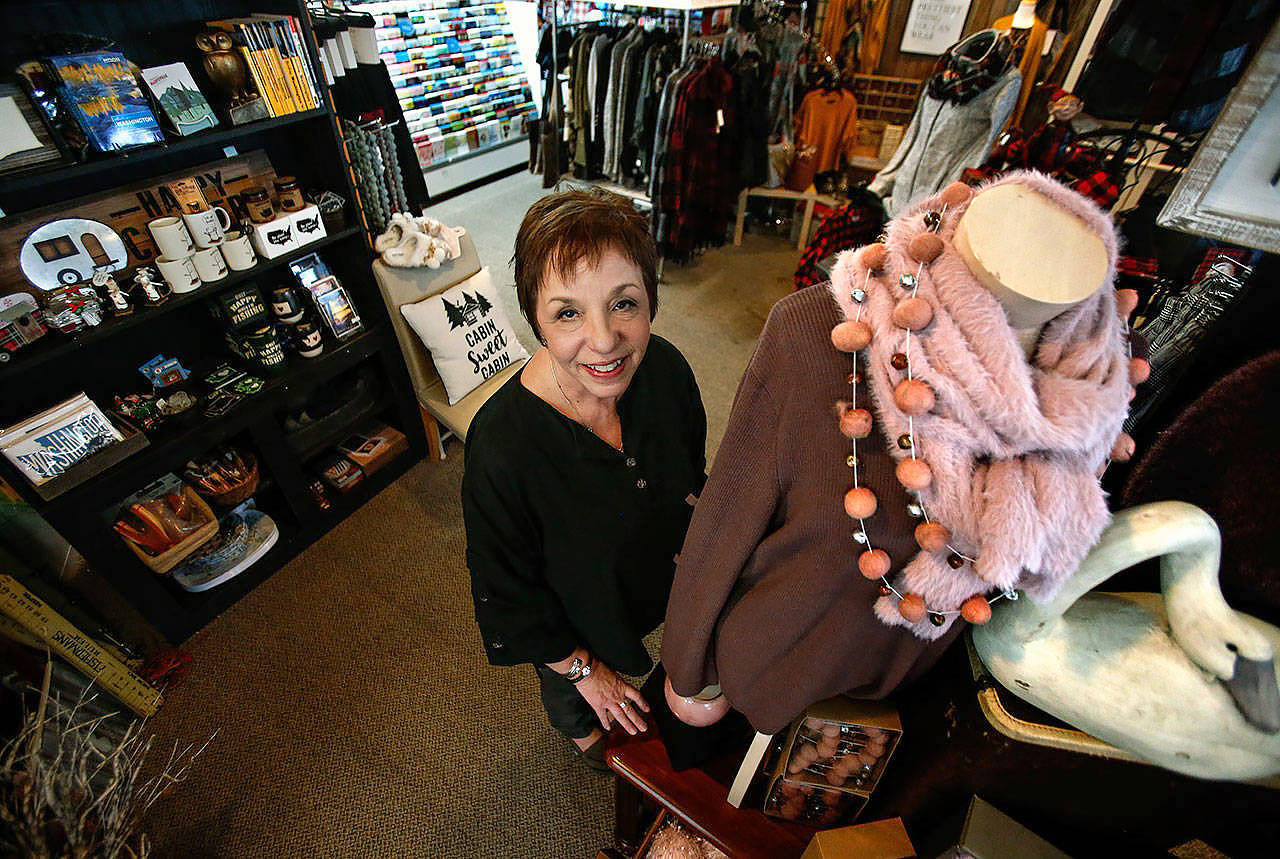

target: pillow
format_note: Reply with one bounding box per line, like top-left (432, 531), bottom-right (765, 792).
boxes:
top-left (399, 266), bottom-right (530, 405)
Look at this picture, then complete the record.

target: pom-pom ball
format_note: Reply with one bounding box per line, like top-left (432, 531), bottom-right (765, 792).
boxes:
top-left (831, 320), bottom-right (872, 352)
top-left (892, 297), bottom-right (934, 331)
top-left (860, 242), bottom-right (887, 270)
top-left (894, 379), bottom-right (935, 415)
top-left (1116, 289), bottom-right (1139, 317)
top-left (839, 407), bottom-right (873, 439)
top-left (939, 182), bottom-right (972, 207)
top-left (914, 522), bottom-right (950, 552)
top-left (961, 595), bottom-right (993, 625)
top-left (898, 594), bottom-right (927, 623)
top-left (1129, 358), bottom-right (1150, 384)
top-left (858, 549), bottom-right (891, 579)
top-left (896, 458), bottom-right (933, 490)
top-left (844, 487), bottom-right (878, 519)
top-left (907, 233), bottom-right (944, 263)
top-left (1111, 432), bottom-right (1136, 462)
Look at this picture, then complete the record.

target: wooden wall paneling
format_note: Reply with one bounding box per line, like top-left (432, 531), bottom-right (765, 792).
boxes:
top-left (877, 0), bottom-right (1017, 79)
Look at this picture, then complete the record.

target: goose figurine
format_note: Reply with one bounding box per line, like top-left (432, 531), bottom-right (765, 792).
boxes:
top-left (972, 501), bottom-right (1280, 781)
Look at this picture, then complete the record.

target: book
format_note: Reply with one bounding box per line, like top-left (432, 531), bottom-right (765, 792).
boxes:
top-left (46, 52), bottom-right (164, 152)
top-left (252, 14), bottom-right (320, 110)
top-left (0, 393), bottom-right (123, 486)
top-left (140, 62), bottom-right (218, 135)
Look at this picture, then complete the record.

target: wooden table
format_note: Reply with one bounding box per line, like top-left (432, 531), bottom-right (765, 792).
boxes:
top-left (732, 186), bottom-right (845, 252)
top-left (606, 733), bottom-right (816, 858)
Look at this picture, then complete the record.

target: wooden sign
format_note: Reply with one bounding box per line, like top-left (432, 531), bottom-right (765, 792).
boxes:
top-left (0, 150), bottom-right (280, 298)
top-left (900, 0), bottom-right (973, 55)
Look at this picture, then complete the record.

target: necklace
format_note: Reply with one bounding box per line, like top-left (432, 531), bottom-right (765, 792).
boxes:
top-left (836, 188), bottom-right (1011, 628)
top-left (549, 356), bottom-right (623, 451)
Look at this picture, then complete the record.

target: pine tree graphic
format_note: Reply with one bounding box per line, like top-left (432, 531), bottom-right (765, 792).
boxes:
top-left (442, 295), bottom-right (468, 329)
top-left (475, 292), bottom-right (493, 316)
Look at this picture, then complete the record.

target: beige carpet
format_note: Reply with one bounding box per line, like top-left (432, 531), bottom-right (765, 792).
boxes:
top-left (144, 171), bottom-right (797, 857)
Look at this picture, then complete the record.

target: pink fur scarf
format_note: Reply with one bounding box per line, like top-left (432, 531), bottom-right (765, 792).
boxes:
top-left (830, 171), bottom-right (1131, 640)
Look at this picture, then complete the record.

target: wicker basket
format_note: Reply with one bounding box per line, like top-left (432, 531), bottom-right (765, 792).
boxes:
top-left (119, 486), bottom-right (219, 575)
top-left (195, 451), bottom-right (260, 507)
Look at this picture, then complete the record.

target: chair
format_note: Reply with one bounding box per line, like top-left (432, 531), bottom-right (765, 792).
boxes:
top-left (371, 232), bottom-right (525, 459)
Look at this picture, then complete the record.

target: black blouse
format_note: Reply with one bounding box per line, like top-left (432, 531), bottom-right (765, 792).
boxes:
top-left (461, 335), bottom-right (707, 676)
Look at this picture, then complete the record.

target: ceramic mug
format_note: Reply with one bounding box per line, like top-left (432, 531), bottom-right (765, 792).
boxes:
top-left (147, 216), bottom-right (195, 260)
top-left (182, 206), bottom-right (233, 248)
top-left (155, 254), bottom-right (201, 294)
top-left (222, 231), bottom-right (257, 271)
top-left (269, 285), bottom-right (304, 323)
top-left (192, 246), bottom-right (228, 283)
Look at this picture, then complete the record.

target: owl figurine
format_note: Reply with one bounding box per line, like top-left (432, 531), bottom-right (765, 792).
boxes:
top-left (196, 30), bottom-right (249, 105)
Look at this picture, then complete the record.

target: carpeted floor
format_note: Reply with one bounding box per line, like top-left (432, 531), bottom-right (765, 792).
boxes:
top-left (144, 171), bottom-right (798, 857)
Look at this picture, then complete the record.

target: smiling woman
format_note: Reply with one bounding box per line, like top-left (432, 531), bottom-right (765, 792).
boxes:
top-left (460, 189), bottom-right (707, 771)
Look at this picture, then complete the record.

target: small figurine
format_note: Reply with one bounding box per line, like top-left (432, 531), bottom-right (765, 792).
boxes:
top-left (94, 269), bottom-right (132, 316)
top-left (132, 267), bottom-right (170, 307)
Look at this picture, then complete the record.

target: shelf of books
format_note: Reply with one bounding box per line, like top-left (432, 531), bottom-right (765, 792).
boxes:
top-left (348, 0), bottom-right (538, 172)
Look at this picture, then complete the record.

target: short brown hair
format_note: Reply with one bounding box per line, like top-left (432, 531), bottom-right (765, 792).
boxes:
top-left (512, 188), bottom-right (658, 340)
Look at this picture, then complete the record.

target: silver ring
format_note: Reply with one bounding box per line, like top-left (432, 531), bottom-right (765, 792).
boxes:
top-left (618, 700), bottom-right (629, 710)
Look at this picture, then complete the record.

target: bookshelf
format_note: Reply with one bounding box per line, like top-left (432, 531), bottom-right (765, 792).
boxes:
top-left (0, 0), bottom-right (427, 642)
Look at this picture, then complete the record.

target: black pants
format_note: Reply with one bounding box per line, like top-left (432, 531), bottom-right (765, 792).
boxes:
top-left (534, 664), bottom-right (598, 740)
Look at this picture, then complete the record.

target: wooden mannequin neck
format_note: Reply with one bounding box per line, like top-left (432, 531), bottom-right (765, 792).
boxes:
top-left (953, 184), bottom-right (1108, 357)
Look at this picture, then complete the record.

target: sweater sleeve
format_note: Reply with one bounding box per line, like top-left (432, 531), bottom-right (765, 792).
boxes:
top-left (462, 444), bottom-right (578, 667)
top-left (867, 94), bottom-right (924, 201)
top-left (661, 344), bottom-right (782, 697)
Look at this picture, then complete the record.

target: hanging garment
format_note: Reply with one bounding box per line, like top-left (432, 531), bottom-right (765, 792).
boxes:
top-left (793, 87), bottom-right (858, 174)
top-left (794, 192), bottom-right (886, 290)
top-left (868, 68), bottom-right (1020, 216)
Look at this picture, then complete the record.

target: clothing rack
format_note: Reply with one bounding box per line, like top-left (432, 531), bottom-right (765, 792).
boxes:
top-left (550, 0), bottom-right (742, 68)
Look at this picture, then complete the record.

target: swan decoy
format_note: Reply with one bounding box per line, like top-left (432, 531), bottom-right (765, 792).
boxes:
top-left (972, 500), bottom-right (1280, 781)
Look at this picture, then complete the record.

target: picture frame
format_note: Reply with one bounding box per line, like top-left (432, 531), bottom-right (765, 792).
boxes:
top-left (1157, 19), bottom-right (1280, 254)
top-left (0, 82), bottom-right (70, 177)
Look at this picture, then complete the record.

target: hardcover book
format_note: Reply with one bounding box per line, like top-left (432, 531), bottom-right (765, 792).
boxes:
top-left (47, 52), bottom-right (164, 152)
top-left (140, 62), bottom-right (218, 135)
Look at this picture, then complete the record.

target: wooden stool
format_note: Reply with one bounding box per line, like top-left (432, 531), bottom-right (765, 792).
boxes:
top-left (605, 733), bottom-right (815, 858)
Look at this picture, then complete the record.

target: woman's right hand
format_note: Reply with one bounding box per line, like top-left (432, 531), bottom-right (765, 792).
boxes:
top-left (576, 661), bottom-right (650, 735)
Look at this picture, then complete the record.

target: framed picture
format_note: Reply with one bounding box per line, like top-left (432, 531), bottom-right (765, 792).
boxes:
top-left (0, 83), bottom-right (70, 177)
top-left (1157, 19), bottom-right (1280, 254)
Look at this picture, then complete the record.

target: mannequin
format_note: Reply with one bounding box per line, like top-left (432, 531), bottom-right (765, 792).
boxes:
top-left (868, 31), bottom-right (1019, 216)
top-left (663, 172), bottom-right (1135, 733)
top-left (992, 0), bottom-right (1048, 128)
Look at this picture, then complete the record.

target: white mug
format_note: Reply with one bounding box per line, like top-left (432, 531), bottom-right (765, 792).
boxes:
top-left (182, 206), bottom-right (233, 248)
top-left (221, 230), bottom-right (257, 271)
top-left (155, 254), bottom-right (201, 294)
top-left (192, 246), bottom-right (229, 283)
top-left (147, 216), bottom-right (195, 260)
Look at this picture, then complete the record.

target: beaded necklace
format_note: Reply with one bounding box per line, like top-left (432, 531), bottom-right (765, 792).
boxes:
top-left (834, 182), bottom-right (1147, 628)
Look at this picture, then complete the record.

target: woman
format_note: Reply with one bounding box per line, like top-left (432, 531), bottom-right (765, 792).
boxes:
top-left (462, 189), bottom-right (706, 769)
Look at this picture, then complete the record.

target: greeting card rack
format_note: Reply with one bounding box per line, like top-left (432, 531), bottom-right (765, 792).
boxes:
top-left (0, 0), bottom-right (427, 642)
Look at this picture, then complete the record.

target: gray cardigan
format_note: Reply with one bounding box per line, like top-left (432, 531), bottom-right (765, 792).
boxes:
top-left (869, 69), bottom-right (1021, 216)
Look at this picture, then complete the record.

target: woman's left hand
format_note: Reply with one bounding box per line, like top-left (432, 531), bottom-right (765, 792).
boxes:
top-left (576, 661), bottom-right (651, 735)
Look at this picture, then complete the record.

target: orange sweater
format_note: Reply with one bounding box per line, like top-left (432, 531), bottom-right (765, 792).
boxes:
top-left (794, 88), bottom-right (859, 174)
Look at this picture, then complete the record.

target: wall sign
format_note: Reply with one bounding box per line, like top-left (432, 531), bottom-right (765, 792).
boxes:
top-left (900, 0), bottom-right (973, 56)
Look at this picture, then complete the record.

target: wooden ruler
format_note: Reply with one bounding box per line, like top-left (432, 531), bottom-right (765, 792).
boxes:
top-left (0, 574), bottom-right (163, 716)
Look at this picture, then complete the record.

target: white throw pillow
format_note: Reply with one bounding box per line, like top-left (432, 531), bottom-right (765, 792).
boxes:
top-left (399, 267), bottom-right (530, 405)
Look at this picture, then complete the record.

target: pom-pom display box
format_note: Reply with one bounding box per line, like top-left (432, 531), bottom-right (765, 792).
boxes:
top-left (762, 697), bottom-right (902, 828)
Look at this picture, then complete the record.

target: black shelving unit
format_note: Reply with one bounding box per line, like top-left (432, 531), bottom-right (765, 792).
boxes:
top-left (0, 0), bottom-right (427, 642)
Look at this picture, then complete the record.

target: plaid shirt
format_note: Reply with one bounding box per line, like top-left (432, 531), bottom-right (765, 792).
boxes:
top-left (657, 58), bottom-right (735, 260)
top-left (794, 198), bottom-right (886, 290)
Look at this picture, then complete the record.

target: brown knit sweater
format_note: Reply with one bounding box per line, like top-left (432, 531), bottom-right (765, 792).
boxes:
top-left (662, 286), bottom-right (964, 733)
